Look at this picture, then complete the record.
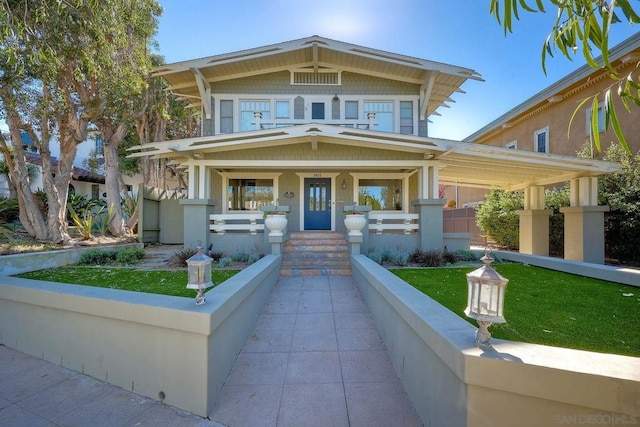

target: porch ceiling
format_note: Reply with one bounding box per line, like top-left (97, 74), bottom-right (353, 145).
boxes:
top-left (152, 35), bottom-right (482, 118)
top-left (127, 124), bottom-right (621, 191)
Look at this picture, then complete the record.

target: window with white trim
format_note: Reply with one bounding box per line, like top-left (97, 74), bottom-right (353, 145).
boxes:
top-left (505, 140), bottom-right (517, 149)
top-left (359, 178), bottom-right (403, 210)
top-left (399, 101), bottom-right (413, 135)
top-left (364, 101), bottom-right (394, 132)
top-left (533, 127), bottom-right (549, 153)
top-left (586, 103), bottom-right (605, 136)
top-left (240, 100), bottom-right (270, 131)
top-left (345, 101), bottom-right (358, 120)
top-left (227, 178), bottom-right (274, 211)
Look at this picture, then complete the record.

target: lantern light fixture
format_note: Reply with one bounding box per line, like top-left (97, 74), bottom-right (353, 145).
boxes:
top-left (464, 250), bottom-right (508, 348)
top-left (186, 241), bottom-right (213, 305)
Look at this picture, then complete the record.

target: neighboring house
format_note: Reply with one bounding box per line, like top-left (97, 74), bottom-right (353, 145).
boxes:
top-left (130, 35), bottom-right (620, 264)
top-left (451, 32), bottom-right (640, 208)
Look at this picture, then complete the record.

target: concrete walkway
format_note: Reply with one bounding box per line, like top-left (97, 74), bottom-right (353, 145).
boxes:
top-left (209, 274), bottom-right (421, 426)
top-left (0, 274), bottom-right (422, 426)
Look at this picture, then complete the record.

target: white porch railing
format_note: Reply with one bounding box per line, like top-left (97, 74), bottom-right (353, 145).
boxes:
top-left (209, 213), bottom-right (264, 235)
top-left (368, 212), bottom-right (419, 235)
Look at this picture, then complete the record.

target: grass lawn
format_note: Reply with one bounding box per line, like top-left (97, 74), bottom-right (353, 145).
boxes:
top-left (391, 264), bottom-right (640, 357)
top-left (16, 267), bottom-right (240, 299)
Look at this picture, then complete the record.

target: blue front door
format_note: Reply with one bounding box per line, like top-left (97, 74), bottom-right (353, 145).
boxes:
top-left (304, 178), bottom-right (331, 230)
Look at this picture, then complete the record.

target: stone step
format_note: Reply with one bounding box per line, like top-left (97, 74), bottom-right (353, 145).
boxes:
top-left (281, 231), bottom-right (351, 276)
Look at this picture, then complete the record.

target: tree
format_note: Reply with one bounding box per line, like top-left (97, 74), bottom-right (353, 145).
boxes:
top-left (0, 1), bottom-right (161, 243)
top-left (490, 0), bottom-right (640, 153)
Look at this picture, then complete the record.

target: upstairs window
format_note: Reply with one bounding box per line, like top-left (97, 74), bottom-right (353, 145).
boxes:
top-left (311, 102), bottom-right (325, 120)
top-left (240, 101), bottom-right (270, 131)
top-left (364, 101), bottom-right (394, 132)
top-left (534, 127), bottom-right (549, 153)
top-left (220, 100), bottom-right (233, 134)
top-left (345, 101), bottom-right (359, 120)
top-left (399, 101), bottom-right (413, 135)
top-left (586, 103), bottom-right (605, 136)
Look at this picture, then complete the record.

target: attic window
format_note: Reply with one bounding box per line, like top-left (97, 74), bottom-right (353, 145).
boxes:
top-left (291, 69), bottom-right (341, 85)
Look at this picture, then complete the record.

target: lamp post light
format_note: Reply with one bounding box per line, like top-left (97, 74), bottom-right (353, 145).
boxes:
top-left (464, 250), bottom-right (508, 348)
top-left (186, 242), bottom-right (213, 305)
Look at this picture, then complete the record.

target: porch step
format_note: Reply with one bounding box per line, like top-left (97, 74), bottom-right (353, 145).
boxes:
top-left (280, 231), bottom-right (352, 276)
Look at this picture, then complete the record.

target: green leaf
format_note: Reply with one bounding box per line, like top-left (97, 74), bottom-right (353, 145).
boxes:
top-left (591, 95), bottom-right (601, 152)
top-left (605, 89), bottom-right (631, 154)
top-left (568, 96), bottom-right (594, 139)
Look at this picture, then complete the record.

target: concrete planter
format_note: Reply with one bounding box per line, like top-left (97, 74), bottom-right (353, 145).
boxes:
top-left (344, 214), bottom-right (366, 236)
top-left (264, 214), bottom-right (287, 237)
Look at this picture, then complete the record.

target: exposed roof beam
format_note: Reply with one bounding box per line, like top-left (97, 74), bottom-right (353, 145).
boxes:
top-left (192, 68), bottom-right (211, 119)
top-left (420, 71), bottom-right (437, 120)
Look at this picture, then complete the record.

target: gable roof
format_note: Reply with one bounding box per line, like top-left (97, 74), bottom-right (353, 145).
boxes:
top-left (153, 35), bottom-right (483, 119)
top-left (24, 152), bottom-right (105, 184)
top-left (128, 123), bottom-right (619, 191)
top-left (464, 32), bottom-right (640, 142)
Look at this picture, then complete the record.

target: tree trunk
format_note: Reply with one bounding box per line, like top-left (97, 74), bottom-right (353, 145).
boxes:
top-left (101, 122), bottom-right (128, 236)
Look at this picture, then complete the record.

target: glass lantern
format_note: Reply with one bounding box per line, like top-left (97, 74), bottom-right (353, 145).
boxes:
top-left (464, 250), bottom-right (508, 347)
top-left (186, 243), bottom-right (213, 305)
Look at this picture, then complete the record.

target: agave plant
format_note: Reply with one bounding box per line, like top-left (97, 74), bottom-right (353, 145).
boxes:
top-left (94, 203), bottom-right (116, 236)
top-left (67, 204), bottom-right (94, 240)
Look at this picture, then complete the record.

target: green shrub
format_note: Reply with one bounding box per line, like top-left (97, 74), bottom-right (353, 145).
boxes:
top-left (217, 257), bottom-right (234, 268)
top-left (247, 253), bottom-right (261, 265)
top-left (80, 249), bottom-right (117, 265)
top-left (367, 251), bottom-right (383, 265)
top-left (409, 248), bottom-right (445, 267)
top-left (475, 189), bottom-right (522, 250)
top-left (232, 251), bottom-right (249, 263)
top-left (115, 247), bottom-right (145, 264)
top-left (453, 249), bottom-right (478, 262)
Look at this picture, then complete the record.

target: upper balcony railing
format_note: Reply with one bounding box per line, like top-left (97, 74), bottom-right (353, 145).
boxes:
top-left (250, 111), bottom-right (377, 131)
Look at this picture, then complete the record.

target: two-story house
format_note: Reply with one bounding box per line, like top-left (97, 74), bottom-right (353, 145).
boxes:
top-left (130, 36), bottom-right (620, 264)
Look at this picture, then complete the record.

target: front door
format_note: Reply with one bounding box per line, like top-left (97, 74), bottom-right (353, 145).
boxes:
top-left (304, 178), bottom-right (331, 230)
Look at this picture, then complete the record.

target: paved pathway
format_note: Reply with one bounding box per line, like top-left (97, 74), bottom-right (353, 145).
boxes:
top-left (209, 275), bottom-right (421, 426)
top-left (0, 274), bottom-right (422, 426)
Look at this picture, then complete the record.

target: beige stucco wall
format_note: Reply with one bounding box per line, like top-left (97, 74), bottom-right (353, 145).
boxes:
top-left (0, 254), bottom-right (282, 417)
top-left (351, 254), bottom-right (640, 427)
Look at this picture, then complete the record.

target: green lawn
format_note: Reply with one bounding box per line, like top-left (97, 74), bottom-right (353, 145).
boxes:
top-left (16, 267), bottom-right (239, 299)
top-left (391, 264), bottom-right (640, 357)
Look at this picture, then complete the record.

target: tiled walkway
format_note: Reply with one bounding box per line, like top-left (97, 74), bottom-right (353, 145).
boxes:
top-left (209, 275), bottom-right (422, 426)
top-left (0, 274), bottom-right (422, 426)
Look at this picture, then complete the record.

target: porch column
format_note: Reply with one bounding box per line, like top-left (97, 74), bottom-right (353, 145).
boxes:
top-left (413, 199), bottom-right (446, 250)
top-left (560, 177), bottom-right (609, 264)
top-left (180, 199), bottom-right (216, 250)
top-left (516, 186), bottom-right (552, 256)
top-left (418, 164), bottom-right (439, 199)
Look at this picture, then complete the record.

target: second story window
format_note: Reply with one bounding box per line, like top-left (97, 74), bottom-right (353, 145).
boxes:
top-left (312, 102), bottom-right (325, 120)
top-left (345, 101), bottom-right (358, 120)
top-left (364, 101), bottom-right (394, 132)
top-left (240, 101), bottom-right (270, 131)
top-left (586, 103), bottom-right (605, 136)
top-left (399, 101), bottom-right (413, 135)
top-left (534, 127), bottom-right (549, 153)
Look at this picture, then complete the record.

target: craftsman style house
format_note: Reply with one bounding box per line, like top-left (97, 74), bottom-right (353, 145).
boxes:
top-left (130, 36), bottom-right (620, 264)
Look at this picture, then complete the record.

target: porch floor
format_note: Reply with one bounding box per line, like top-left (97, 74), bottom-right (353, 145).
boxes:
top-left (209, 274), bottom-right (422, 426)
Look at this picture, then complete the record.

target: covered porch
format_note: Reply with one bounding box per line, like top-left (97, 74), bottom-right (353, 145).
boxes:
top-left (129, 124), bottom-right (621, 264)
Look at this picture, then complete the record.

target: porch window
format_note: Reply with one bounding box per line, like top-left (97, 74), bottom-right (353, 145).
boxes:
top-left (364, 102), bottom-right (394, 132)
top-left (227, 178), bottom-right (274, 211)
top-left (358, 179), bottom-right (403, 210)
top-left (240, 101), bottom-right (270, 131)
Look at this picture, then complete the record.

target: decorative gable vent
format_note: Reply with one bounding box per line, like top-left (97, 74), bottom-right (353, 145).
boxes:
top-left (291, 69), bottom-right (341, 85)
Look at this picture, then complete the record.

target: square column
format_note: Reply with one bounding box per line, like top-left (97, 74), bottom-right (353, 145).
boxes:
top-left (412, 198), bottom-right (446, 250)
top-left (561, 177), bottom-right (609, 264)
top-left (180, 199), bottom-right (216, 249)
top-left (516, 209), bottom-right (553, 256)
top-left (560, 206), bottom-right (609, 264)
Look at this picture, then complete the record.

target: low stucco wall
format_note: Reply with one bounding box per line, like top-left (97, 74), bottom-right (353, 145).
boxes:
top-left (351, 255), bottom-right (640, 427)
top-left (0, 254), bottom-right (281, 417)
top-left (0, 243), bottom-right (144, 276)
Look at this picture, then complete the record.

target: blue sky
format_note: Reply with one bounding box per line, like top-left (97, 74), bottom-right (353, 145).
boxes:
top-left (155, 0), bottom-right (638, 140)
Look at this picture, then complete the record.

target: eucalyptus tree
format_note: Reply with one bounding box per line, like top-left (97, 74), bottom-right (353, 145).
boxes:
top-left (490, 0), bottom-right (640, 153)
top-left (0, 0), bottom-right (161, 243)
